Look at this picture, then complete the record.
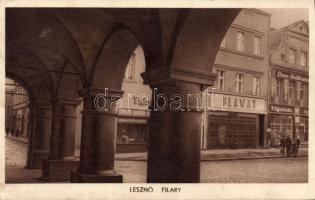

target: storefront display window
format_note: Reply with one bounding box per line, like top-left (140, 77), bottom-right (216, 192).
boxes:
top-left (270, 115), bottom-right (293, 137)
top-left (117, 119), bottom-right (148, 144)
top-left (299, 117), bottom-right (308, 141)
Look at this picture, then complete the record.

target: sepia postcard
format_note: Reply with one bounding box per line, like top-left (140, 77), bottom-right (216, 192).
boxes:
top-left (0, 0), bottom-right (314, 199)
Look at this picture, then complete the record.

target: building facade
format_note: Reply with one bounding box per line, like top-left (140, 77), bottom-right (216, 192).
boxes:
top-left (5, 79), bottom-right (30, 140)
top-left (268, 20), bottom-right (309, 143)
top-left (202, 9), bottom-right (271, 149)
top-left (116, 46), bottom-right (152, 153)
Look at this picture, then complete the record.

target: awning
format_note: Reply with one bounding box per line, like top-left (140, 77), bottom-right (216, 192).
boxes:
top-left (117, 118), bottom-right (148, 124)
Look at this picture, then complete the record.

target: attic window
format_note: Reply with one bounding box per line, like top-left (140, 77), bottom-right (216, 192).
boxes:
top-left (299, 26), bottom-right (303, 31)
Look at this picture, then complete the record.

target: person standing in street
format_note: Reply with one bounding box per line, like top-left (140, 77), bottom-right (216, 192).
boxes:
top-left (292, 134), bottom-right (301, 158)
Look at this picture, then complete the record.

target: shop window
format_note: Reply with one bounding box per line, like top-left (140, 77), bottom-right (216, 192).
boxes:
top-left (300, 51), bottom-right (307, 66)
top-left (235, 73), bottom-right (244, 93)
top-left (236, 32), bottom-right (245, 52)
top-left (270, 115), bottom-right (293, 137)
top-left (124, 53), bottom-right (136, 80)
top-left (253, 76), bottom-right (260, 95)
top-left (253, 36), bottom-right (261, 56)
top-left (217, 69), bottom-right (225, 90)
top-left (289, 48), bottom-right (296, 64)
top-left (300, 117), bottom-right (308, 141)
top-left (117, 119), bottom-right (148, 144)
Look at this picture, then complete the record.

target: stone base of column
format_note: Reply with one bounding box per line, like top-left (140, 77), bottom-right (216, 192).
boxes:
top-left (70, 171), bottom-right (123, 183)
top-left (42, 159), bottom-right (79, 181)
top-left (27, 150), bottom-right (49, 169)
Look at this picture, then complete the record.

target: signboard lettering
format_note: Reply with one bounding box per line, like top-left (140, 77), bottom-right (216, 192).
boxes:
top-left (277, 71), bottom-right (308, 82)
top-left (270, 105), bottom-right (293, 113)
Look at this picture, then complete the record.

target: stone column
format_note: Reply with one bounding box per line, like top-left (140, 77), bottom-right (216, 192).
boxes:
top-left (146, 80), bottom-right (204, 183)
top-left (71, 88), bottom-right (123, 183)
top-left (42, 99), bottom-right (80, 181)
top-left (27, 103), bottom-right (52, 169)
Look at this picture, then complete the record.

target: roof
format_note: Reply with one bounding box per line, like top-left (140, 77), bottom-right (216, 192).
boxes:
top-left (278, 20), bottom-right (309, 32)
top-left (270, 20), bottom-right (309, 52)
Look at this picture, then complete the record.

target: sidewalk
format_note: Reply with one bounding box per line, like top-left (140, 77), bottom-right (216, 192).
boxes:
top-left (7, 137), bottom-right (308, 163)
top-left (5, 135), bottom-right (28, 144)
top-left (115, 147), bottom-right (308, 161)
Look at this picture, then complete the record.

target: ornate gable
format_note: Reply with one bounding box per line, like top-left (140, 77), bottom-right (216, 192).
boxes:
top-left (288, 21), bottom-right (309, 36)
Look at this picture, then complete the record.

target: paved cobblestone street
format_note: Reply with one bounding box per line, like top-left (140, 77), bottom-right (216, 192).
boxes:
top-left (5, 138), bottom-right (308, 183)
top-left (5, 137), bottom-right (27, 167)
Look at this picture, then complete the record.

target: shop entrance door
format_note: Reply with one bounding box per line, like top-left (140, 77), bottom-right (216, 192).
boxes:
top-left (258, 115), bottom-right (265, 147)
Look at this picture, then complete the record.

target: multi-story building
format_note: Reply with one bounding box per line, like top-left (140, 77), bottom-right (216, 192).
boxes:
top-left (5, 86), bottom-right (14, 134)
top-left (268, 20), bottom-right (309, 143)
top-left (74, 46), bottom-right (152, 153)
top-left (116, 46), bottom-right (152, 152)
top-left (201, 9), bottom-right (271, 149)
top-left (5, 79), bottom-right (30, 140)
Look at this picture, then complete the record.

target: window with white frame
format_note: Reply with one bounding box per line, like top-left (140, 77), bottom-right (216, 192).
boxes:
top-left (296, 81), bottom-right (301, 103)
top-left (236, 32), bottom-right (245, 52)
top-left (300, 83), bottom-right (307, 107)
top-left (300, 51), bottom-right (307, 66)
top-left (254, 36), bottom-right (261, 56)
top-left (235, 73), bottom-right (244, 93)
top-left (289, 48), bottom-right (296, 64)
top-left (124, 53), bottom-right (136, 80)
top-left (253, 76), bottom-right (260, 95)
top-left (283, 79), bottom-right (289, 103)
top-left (300, 84), bottom-right (305, 106)
top-left (217, 69), bottom-right (225, 90)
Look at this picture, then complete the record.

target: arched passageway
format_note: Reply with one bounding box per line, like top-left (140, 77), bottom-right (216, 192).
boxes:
top-left (5, 78), bottom-right (32, 169)
top-left (5, 73), bottom-right (53, 170)
top-left (5, 8), bottom-right (240, 183)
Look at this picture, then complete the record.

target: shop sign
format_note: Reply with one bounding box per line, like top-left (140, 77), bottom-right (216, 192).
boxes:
top-left (276, 71), bottom-right (308, 82)
top-left (208, 93), bottom-right (266, 114)
top-left (270, 105), bottom-right (294, 113)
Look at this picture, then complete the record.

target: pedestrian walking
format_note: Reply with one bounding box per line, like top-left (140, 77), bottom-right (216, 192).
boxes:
top-left (292, 135), bottom-right (301, 158)
top-left (285, 134), bottom-right (292, 157)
